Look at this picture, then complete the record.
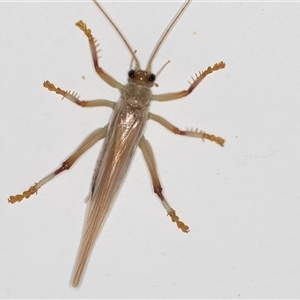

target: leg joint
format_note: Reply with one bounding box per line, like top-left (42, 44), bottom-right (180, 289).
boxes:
top-left (174, 127), bottom-right (185, 135)
top-left (54, 161), bottom-right (71, 175)
top-left (62, 161), bottom-right (71, 170)
top-left (154, 186), bottom-right (163, 196)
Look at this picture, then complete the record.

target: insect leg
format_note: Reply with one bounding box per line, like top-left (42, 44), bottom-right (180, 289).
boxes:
top-left (43, 81), bottom-right (116, 109)
top-left (148, 112), bottom-right (225, 147)
top-left (152, 61), bottom-right (225, 101)
top-left (139, 136), bottom-right (189, 233)
top-left (75, 20), bottom-right (124, 90)
top-left (8, 126), bottom-right (108, 204)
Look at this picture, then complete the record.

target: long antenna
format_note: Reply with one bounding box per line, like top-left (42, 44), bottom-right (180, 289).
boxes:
top-left (146, 0), bottom-right (191, 74)
top-left (92, 0), bottom-right (140, 70)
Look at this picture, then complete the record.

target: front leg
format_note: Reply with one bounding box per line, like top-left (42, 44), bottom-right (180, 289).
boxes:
top-left (76, 20), bottom-right (123, 90)
top-left (152, 61), bottom-right (225, 101)
top-left (148, 113), bottom-right (225, 147)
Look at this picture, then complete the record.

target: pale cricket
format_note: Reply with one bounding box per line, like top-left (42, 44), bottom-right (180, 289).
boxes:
top-left (9, 0), bottom-right (225, 287)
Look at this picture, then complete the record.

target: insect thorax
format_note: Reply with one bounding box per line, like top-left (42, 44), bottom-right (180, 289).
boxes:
top-left (122, 82), bottom-right (152, 109)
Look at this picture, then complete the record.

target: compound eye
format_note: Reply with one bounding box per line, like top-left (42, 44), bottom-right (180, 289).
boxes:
top-left (148, 73), bottom-right (156, 82)
top-left (128, 70), bottom-right (135, 78)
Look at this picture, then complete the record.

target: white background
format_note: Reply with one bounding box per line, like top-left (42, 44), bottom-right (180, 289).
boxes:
top-left (1, 1), bottom-right (300, 298)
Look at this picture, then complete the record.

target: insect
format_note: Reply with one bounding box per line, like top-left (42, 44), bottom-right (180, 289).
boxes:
top-left (9, 0), bottom-right (225, 287)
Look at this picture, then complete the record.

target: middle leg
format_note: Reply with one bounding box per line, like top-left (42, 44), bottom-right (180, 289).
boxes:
top-left (43, 81), bottom-right (116, 109)
top-left (148, 112), bottom-right (225, 147)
